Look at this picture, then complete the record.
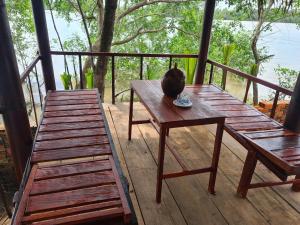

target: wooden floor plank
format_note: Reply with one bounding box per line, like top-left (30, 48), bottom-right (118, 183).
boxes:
top-left (108, 105), bottom-right (188, 225)
top-left (133, 109), bottom-right (270, 225)
top-left (107, 102), bottom-right (300, 225)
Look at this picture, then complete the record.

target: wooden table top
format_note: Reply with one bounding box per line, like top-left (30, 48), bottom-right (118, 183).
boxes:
top-left (131, 80), bottom-right (225, 127)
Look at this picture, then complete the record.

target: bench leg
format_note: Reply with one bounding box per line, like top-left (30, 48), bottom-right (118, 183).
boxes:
top-left (237, 150), bottom-right (257, 198)
top-left (292, 174), bottom-right (300, 192)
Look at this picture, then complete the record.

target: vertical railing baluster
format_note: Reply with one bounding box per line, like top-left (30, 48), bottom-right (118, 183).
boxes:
top-left (79, 55), bottom-right (83, 89)
top-left (34, 65), bottom-right (43, 109)
top-left (221, 69), bottom-right (227, 90)
top-left (27, 74), bottom-right (38, 126)
top-left (270, 91), bottom-right (280, 118)
top-left (209, 64), bottom-right (214, 84)
top-left (169, 56), bottom-right (172, 69)
top-left (243, 79), bottom-right (251, 103)
top-left (140, 56), bottom-right (143, 80)
top-left (112, 56), bottom-right (115, 104)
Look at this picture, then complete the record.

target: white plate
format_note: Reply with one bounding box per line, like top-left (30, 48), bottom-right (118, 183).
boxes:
top-left (173, 99), bottom-right (193, 108)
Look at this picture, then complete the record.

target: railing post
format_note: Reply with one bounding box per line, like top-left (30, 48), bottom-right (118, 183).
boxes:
top-left (112, 56), bottom-right (115, 104)
top-left (221, 69), bottom-right (227, 90)
top-left (0, 0), bottom-right (33, 181)
top-left (140, 56), bottom-right (144, 80)
top-left (169, 56), bottom-right (172, 70)
top-left (284, 74), bottom-right (300, 132)
top-left (34, 65), bottom-right (43, 109)
top-left (243, 80), bottom-right (251, 103)
top-left (27, 74), bottom-right (38, 126)
top-left (270, 91), bottom-right (279, 119)
top-left (79, 55), bottom-right (84, 89)
top-left (195, 0), bottom-right (216, 84)
top-left (209, 63), bottom-right (214, 84)
top-left (31, 0), bottom-right (56, 91)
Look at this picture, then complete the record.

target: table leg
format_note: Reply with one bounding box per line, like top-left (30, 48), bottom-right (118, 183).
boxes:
top-left (156, 126), bottom-right (167, 203)
top-left (128, 88), bottom-right (134, 140)
top-left (208, 122), bottom-right (224, 194)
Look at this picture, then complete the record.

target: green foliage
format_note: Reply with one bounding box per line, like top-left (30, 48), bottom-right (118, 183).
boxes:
top-left (275, 67), bottom-right (299, 90)
top-left (184, 57), bottom-right (197, 84)
top-left (250, 64), bottom-right (258, 76)
top-left (85, 68), bottom-right (94, 89)
top-left (60, 72), bottom-right (72, 90)
top-left (222, 44), bottom-right (235, 65)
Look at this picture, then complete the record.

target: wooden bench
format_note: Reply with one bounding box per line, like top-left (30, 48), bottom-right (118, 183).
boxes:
top-left (12, 90), bottom-right (132, 225)
top-left (184, 84), bottom-right (300, 197)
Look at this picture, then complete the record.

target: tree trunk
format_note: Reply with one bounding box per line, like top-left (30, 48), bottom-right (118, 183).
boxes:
top-left (82, 0), bottom-right (104, 82)
top-left (95, 0), bottom-right (117, 99)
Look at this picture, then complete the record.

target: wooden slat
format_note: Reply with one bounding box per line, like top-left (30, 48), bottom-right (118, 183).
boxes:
top-left (243, 129), bottom-right (297, 139)
top-left (26, 207), bottom-right (124, 225)
top-left (46, 98), bottom-right (98, 106)
top-left (34, 136), bottom-right (109, 151)
top-left (228, 121), bottom-right (281, 131)
top-left (45, 104), bottom-right (99, 112)
top-left (211, 105), bottom-right (251, 111)
top-left (31, 144), bottom-right (111, 163)
top-left (274, 147), bottom-right (300, 158)
top-left (49, 90), bottom-right (97, 96)
top-left (26, 185), bottom-right (120, 213)
top-left (30, 171), bottom-right (115, 195)
top-left (35, 160), bottom-right (112, 180)
top-left (44, 108), bottom-right (101, 117)
top-left (22, 200), bottom-right (122, 223)
top-left (39, 121), bottom-right (105, 132)
top-left (223, 110), bottom-right (262, 117)
top-left (42, 115), bottom-right (103, 124)
top-left (226, 116), bottom-right (272, 124)
top-left (37, 128), bottom-right (106, 141)
top-left (254, 136), bottom-right (300, 151)
top-left (47, 95), bottom-right (98, 101)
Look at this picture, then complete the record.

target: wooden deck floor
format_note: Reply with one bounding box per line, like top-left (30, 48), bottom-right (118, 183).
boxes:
top-left (2, 102), bottom-right (300, 225)
top-left (104, 102), bottom-right (300, 225)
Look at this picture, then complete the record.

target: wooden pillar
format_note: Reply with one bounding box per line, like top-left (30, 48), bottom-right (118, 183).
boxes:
top-left (284, 74), bottom-right (300, 132)
top-left (195, 0), bottom-right (216, 84)
top-left (31, 0), bottom-right (56, 91)
top-left (0, 0), bottom-right (33, 181)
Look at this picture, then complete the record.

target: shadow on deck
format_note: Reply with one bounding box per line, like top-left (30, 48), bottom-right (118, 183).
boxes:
top-left (104, 102), bottom-right (300, 225)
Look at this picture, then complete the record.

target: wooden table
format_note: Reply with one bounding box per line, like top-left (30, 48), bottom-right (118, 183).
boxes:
top-left (128, 80), bottom-right (226, 203)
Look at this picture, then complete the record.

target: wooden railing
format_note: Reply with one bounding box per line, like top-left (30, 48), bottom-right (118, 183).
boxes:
top-left (206, 59), bottom-right (293, 118)
top-left (20, 51), bottom-right (293, 120)
top-left (19, 55), bottom-right (44, 127)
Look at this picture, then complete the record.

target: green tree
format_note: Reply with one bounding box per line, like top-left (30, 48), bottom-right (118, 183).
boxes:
top-left (227, 0), bottom-right (299, 105)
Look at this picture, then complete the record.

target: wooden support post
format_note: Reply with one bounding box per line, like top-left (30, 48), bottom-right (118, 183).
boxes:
top-left (284, 74), bottom-right (300, 132)
top-left (0, 0), bottom-right (33, 181)
top-left (31, 0), bottom-right (56, 91)
top-left (195, 0), bottom-right (216, 84)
